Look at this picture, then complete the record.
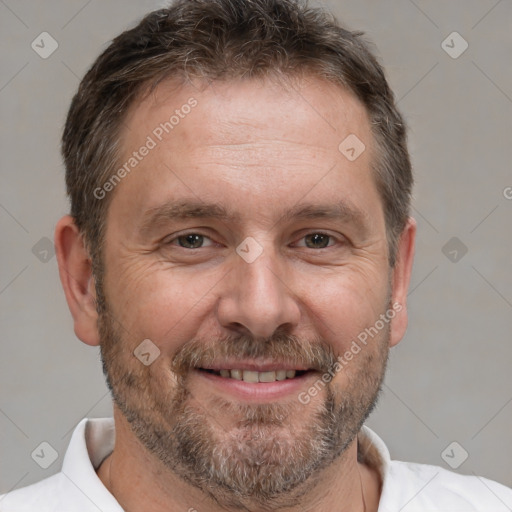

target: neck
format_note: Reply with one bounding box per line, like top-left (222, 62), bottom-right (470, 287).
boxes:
top-left (96, 409), bottom-right (381, 512)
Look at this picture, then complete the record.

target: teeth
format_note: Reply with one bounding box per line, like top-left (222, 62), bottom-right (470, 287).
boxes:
top-left (230, 369), bottom-right (243, 380)
top-left (243, 370), bottom-right (259, 383)
top-left (258, 371), bottom-right (276, 383)
top-left (213, 369), bottom-right (302, 382)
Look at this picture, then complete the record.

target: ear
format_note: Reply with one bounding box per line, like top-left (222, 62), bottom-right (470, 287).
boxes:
top-left (54, 215), bottom-right (100, 346)
top-left (389, 217), bottom-right (416, 347)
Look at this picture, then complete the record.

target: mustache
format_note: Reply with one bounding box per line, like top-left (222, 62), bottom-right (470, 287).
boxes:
top-left (170, 331), bottom-right (337, 375)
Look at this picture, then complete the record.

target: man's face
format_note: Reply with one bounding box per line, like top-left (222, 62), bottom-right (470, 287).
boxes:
top-left (98, 76), bottom-right (394, 505)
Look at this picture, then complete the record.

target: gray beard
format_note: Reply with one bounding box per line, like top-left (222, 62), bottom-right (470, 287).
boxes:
top-left (98, 310), bottom-right (388, 510)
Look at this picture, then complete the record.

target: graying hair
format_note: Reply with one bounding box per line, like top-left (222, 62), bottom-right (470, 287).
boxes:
top-left (62, 0), bottom-right (413, 270)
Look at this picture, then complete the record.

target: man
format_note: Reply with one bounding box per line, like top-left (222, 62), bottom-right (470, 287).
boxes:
top-left (1, 0), bottom-right (511, 511)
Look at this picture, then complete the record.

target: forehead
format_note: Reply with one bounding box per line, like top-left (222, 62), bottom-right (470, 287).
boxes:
top-left (107, 74), bottom-right (381, 233)
top-left (128, 74), bottom-right (371, 150)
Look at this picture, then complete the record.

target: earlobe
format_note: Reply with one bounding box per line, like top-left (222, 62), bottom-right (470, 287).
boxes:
top-left (54, 215), bottom-right (100, 346)
top-left (389, 217), bottom-right (416, 347)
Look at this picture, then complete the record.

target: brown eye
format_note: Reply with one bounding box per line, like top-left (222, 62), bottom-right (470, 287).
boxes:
top-left (176, 234), bottom-right (205, 248)
top-left (304, 233), bottom-right (332, 249)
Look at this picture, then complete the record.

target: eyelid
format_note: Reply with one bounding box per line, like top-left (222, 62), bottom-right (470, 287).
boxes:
top-left (161, 229), bottom-right (346, 249)
top-left (292, 230), bottom-right (346, 248)
top-left (163, 230), bottom-right (216, 247)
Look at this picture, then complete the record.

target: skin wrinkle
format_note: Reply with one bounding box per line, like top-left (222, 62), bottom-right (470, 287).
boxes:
top-left (55, 4), bottom-right (417, 509)
top-left (99, 309), bottom-right (390, 509)
top-left (46, 71), bottom-right (416, 512)
top-left (146, 199), bottom-right (368, 227)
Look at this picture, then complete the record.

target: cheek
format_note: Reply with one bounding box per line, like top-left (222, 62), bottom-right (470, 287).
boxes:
top-left (104, 257), bottom-right (225, 349)
top-left (298, 263), bottom-right (390, 350)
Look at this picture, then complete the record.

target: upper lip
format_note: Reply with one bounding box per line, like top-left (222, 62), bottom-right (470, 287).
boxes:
top-left (196, 361), bottom-right (312, 372)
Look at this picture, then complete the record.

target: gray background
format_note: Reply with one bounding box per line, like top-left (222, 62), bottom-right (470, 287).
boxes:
top-left (1, 0), bottom-right (511, 498)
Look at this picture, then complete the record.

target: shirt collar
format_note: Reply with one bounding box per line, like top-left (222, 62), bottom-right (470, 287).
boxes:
top-left (61, 417), bottom-right (120, 511)
top-left (358, 424), bottom-right (391, 479)
top-left (62, 418), bottom-right (391, 510)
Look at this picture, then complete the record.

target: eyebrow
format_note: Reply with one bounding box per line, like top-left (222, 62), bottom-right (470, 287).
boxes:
top-left (280, 201), bottom-right (368, 227)
top-left (139, 198), bottom-right (370, 237)
top-left (139, 200), bottom-right (241, 236)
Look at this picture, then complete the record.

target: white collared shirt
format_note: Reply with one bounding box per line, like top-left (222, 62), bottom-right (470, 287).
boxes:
top-left (1, 417), bottom-right (511, 511)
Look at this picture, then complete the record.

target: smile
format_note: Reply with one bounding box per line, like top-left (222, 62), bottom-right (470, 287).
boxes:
top-left (200, 368), bottom-right (309, 382)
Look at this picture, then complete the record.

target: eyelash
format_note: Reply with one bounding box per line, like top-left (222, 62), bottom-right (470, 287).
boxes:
top-left (164, 231), bottom-right (343, 250)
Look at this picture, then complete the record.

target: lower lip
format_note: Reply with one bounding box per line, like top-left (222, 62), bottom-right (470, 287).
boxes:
top-left (193, 369), bottom-right (317, 401)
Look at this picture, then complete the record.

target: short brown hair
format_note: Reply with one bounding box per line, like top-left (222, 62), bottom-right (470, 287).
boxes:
top-left (62, 0), bottom-right (412, 271)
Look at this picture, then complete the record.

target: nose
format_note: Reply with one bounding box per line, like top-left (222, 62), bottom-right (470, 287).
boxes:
top-left (216, 247), bottom-right (301, 339)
